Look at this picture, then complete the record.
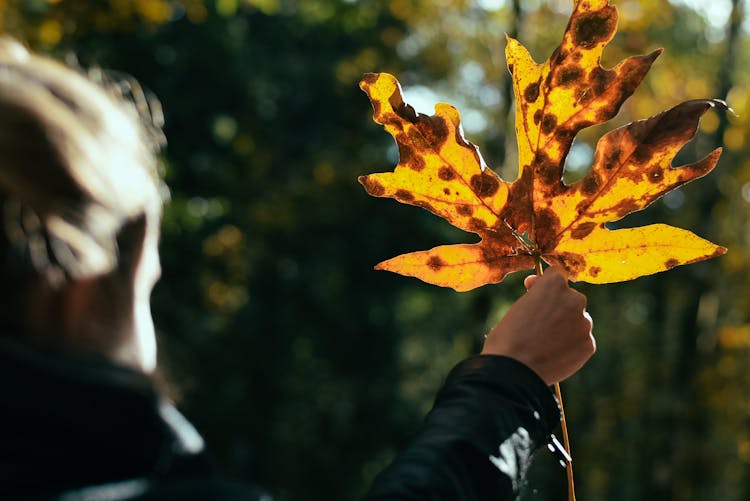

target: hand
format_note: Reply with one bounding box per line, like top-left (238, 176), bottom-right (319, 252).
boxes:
top-left (481, 266), bottom-right (595, 385)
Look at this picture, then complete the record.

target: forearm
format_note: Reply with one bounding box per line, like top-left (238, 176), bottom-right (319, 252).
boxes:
top-left (363, 355), bottom-right (560, 500)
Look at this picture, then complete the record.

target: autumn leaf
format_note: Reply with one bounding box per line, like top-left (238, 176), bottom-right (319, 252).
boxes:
top-left (358, 0), bottom-right (726, 291)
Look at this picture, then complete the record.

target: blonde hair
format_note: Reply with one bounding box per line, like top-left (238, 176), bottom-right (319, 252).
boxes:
top-left (0, 38), bottom-right (166, 293)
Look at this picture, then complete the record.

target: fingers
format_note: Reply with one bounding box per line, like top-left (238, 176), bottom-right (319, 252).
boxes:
top-left (524, 265), bottom-right (566, 290)
top-left (485, 263), bottom-right (596, 384)
top-left (544, 266), bottom-right (587, 309)
top-left (537, 266), bottom-right (596, 361)
top-left (541, 265), bottom-right (569, 288)
top-left (525, 266), bottom-right (576, 296)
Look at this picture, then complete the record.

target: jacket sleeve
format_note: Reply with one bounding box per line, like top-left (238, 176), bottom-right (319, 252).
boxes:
top-left (363, 355), bottom-right (560, 501)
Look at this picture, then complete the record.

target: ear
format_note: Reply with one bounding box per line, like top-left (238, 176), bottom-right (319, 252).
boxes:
top-left (114, 213), bottom-right (148, 283)
top-left (55, 214), bottom-right (149, 354)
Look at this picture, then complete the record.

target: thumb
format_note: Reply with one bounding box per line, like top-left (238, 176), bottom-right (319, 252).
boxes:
top-left (523, 274), bottom-right (539, 290)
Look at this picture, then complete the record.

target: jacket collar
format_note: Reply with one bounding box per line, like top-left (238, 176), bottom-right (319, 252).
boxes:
top-left (0, 338), bottom-right (205, 498)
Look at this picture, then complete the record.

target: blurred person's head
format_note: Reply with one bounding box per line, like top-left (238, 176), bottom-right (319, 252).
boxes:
top-left (0, 38), bottom-right (165, 372)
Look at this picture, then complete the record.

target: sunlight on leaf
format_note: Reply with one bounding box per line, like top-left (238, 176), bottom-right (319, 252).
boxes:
top-left (359, 0), bottom-right (726, 291)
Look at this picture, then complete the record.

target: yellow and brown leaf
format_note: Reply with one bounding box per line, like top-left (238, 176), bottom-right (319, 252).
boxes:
top-left (359, 0), bottom-right (726, 291)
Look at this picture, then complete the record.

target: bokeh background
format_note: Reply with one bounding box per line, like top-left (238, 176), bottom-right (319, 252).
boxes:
top-left (4, 0), bottom-right (750, 499)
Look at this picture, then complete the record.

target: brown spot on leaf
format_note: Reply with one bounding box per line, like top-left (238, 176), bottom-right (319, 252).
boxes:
top-left (498, 169), bottom-right (532, 228)
top-left (581, 173), bottom-right (601, 195)
top-left (603, 148), bottom-right (621, 171)
top-left (609, 197), bottom-right (639, 217)
top-left (359, 176), bottom-right (385, 196)
top-left (361, 73), bottom-right (379, 85)
top-left (438, 167), bottom-right (455, 181)
top-left (593, 106), bottom-right (618, 124)
top-left (589, 266), bottom-right (601, 277)
top-left (571, 221), bottom-right (597, 239)
top-left (576, 88), bottom-right (593, 105)
top-left (535, 151), bottom-right (561, 185)
top-left (470, 172), bottom-right (501, 198)
top-left (572, 9), bottom-right (616, 48)
top-left (555, 126), bottom-right (575, 144)
top-left (427, 255), bottom-right (445, 271)
top-left (646, 166), bottom-right (664, 184)
top-left (555, 251), bottom-right (586, 275)
top-left (524, 81), bottom-right (540, 102)
top-left (534, 208), bottom-right (562, 249)
top-left (398, 143), bottom-right (426, 171)
top-left (507, 63), bottom-right (514, 75)
top-left (557, 65), bottom-right (583, 86)
top-left (404, 128), bottom-right (429, 150)
top-left (541, 114), bottom-right (558, 134)
top-left (457, 205), bottom-right (473, 216)
top-left (552, 47), bottom-right (567, 66)
top-left (534, 110), bottom-right (543, 125)
top-left (665, 258), bottom-right (679, 269)
top-left (590, 67), bottom-right (615, 96)
top-left (443, 188), bottom-right (450, 195)
top-left (371, 99), bottom-right (382, 117)
top-left (415, 115), bottom-right (450, 147)
top-left (469, 217), bottom-right (486, 231)
top-left (395, 189), bottom-right (414, 201)
top-left (631, 145), bottom-right (651, 165)
top-left (390, 93), bottom-right (418, 122)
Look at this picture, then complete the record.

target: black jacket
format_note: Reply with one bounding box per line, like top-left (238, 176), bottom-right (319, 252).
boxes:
top-left (0, 339), bottom-right (267, 501)
top-left (1, 340), bottom-right (558, 501)
top-left (363, 355), bottom-right (560, 500)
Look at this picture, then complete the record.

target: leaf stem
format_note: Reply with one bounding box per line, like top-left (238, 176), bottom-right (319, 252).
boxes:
top-left (555, 383), bottom-right (576, 501)
top-left (534, 257), bottom-right (576, 501)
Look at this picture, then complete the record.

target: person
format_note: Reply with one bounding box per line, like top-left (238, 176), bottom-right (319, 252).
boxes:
top-left (0, 38), bottom-right (267, 501)
top-left (0, 39), bottom-right (594, 501)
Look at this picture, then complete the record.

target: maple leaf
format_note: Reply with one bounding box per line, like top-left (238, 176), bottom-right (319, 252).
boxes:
top-left (358, 0), bottom-right (727, 291)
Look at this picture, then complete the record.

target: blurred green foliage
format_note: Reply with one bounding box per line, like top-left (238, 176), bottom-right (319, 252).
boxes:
top-left (4, 0), bottom-right (750, 499)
